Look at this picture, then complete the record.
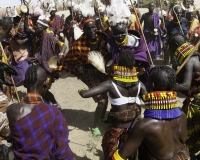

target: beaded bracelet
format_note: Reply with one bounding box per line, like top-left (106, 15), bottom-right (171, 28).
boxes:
top-left (78, 88), bottom-right (86, 94)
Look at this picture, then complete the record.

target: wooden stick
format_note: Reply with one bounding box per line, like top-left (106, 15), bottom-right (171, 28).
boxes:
top-left (94, 0), bottom-right (104, 32)
top-left (176, 40), bottom-right (200, 75)
top-left (159, 0), bottom-right (166, 30)
top-left (129, 0), bottom-right (154, 66)
top-left (0, 42), bottom-right (20, 102)
top-left (71, 0), bottom-right (74, 22)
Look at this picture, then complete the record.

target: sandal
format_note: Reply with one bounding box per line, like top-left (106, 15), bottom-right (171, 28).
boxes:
top-left (91, 127), bottom-right (101, 137)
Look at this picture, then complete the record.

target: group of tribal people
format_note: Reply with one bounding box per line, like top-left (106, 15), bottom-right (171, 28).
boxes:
top-left (0, 0), bottom-right (199, 159)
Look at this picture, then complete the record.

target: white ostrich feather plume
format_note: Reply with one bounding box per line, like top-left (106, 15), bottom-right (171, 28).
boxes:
top-left (88, 51), bottom-right (106, 74)
top-left (107, 0), bottom-right (131, 26)
top-left (73, 24), bottom-right (83, 40)
top-left (79, 0), bottom-right (94, 18)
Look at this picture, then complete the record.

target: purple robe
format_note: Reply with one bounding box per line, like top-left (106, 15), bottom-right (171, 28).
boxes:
top-left (107, 30), bottom-right (150, 83)
top-left (144, 12), bottom-right (163, 59)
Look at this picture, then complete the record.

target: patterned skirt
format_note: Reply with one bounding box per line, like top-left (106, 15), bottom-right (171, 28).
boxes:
top-left (182, 95), bottom-right (200, 158)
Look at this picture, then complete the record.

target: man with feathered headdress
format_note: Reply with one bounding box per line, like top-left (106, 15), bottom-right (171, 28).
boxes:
top-left (63, 3), bottom-right (110, 137)
top-left (106, 0), bottom-right (150, 84)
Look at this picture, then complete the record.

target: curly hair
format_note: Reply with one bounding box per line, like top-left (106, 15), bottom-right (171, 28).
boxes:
top-left (149, 66), bottom-right (176, 90)
top-left (118, 49), bottom-right (135, 68)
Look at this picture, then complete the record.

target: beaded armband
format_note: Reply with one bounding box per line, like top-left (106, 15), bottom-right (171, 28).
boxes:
top-left (174, 42), bottom-right (194, 65)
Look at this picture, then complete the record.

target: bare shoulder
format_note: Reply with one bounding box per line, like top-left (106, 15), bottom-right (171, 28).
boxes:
top-left (133, 117), bottom-right (157, 134)
top-left (6, 103), bottom-right (24, 115)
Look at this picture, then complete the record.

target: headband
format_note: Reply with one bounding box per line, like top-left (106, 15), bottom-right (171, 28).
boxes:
top-left (82, 18), bottom-right (95, 29)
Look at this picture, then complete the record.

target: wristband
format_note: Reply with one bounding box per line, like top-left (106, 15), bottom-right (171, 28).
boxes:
top-left (112, 150), bottom-right (127, 160)
top-left (78, 88), bottom-right (85, 94)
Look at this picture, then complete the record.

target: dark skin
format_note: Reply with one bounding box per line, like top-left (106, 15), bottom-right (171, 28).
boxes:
top-left (112, 24), bottom-right (127, 43)
top-left (84, 21), bottom-right (97, 42)
top-left (119, 113), bottom-right (187, 159)
top-left (81, 21), bottom-right (108, 128)
top-left (80, 80), bottom-right (147, 113)
top-left (75, 11), bottom-right (83, 23)
top-left (49, 10), bottom-right (56, 21)
top-left (169, 35), bottom-right (200, 91)
top-left (172, 6), bottom-right (182, 23)
top-left (6, 67), bottom-right (48, 128)
top-left (118, 73), bottom-right (187, 159)
top-left (36, 22), bottom-right (67, 59)
top-left (140, 2), bottom-right (155, 31)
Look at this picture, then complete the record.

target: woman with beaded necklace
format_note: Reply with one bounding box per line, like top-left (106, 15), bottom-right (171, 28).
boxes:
top-left (79, 49), bottom-right (147, 160)
top-left (168, 33), bottom-right (200, 159)
top-left (112, 66), bottom-right (189, 160)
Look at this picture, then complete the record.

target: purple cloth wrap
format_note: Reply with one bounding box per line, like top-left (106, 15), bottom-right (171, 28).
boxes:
top-left (144, 12), bottom-right (163, 59)
top-left (108, 30), bottom-right (150, 83)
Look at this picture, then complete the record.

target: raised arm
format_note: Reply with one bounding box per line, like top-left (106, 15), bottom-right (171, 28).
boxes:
top-left (79, 80), bottom-right (111, 98)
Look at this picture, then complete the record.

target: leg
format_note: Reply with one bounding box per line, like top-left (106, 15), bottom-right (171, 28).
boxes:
top-left (100, 98), bottom-right (108, 120)
top-left (93, 101), bottom-right (104, 128)
top-left (92, 99), bottom-right (108, 137)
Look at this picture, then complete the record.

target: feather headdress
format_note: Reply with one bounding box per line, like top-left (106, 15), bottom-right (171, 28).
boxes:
top-left (77, 0), bottom-right (94, 18)
top-left (88, 51), bottom-right (106, 74)
top-left (107, 0), bottom-right (131, 27)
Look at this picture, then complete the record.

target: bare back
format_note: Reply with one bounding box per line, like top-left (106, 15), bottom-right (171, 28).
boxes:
top-left (119, 112), bottom-right (187, 159)
top-left (142, 113), bottom-right (187, 159)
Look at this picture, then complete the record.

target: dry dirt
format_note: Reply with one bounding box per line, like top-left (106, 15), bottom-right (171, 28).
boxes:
top-left (9, 0), bottom-right (200, 158)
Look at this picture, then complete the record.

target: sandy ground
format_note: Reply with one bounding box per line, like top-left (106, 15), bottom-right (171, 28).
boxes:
top-left (8, 0), bottom-right (200, 159)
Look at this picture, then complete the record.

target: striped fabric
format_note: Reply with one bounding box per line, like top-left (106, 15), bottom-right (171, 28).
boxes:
top-left (51, 15), bottom-right (64, 35)
top-left (11, 102), bottom-right (74, 160)
top-left (181, 72), bottom-right (200, 158)
top-left (63, 31), bottom-right (108, 67)
top-left (38, 33), bottom-right (60, 73)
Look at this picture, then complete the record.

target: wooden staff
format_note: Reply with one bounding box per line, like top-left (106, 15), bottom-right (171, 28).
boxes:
top-left (94, 0), bottom-right (104, 32)
top-left (129, 0), bottom-right (154, 66)
top-left (176, 40), bottom-right (200, 75)
top-left (71, 0), bottom-right (74, 22)
top-left (172, 5), bottom-right (184, 35)
top-left (0, 42), bottom-right (20, 102)
top-left (159, 0), bottom-right (166, 30)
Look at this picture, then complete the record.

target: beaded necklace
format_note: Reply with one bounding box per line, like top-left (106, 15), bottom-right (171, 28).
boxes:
top-left (115, 35), bottom-right (128, 46)
top-left (90, 35), bottom-right (98, 45)
top-left (112, 65), bottom-right (138, 83)
top-left (143, 91), bottom-right (177, 110)
top-left (174, 42), bottom-right (194, 65)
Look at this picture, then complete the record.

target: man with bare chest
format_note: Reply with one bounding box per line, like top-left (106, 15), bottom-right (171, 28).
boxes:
top-left (140, 2), bottom-right (164, 59)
